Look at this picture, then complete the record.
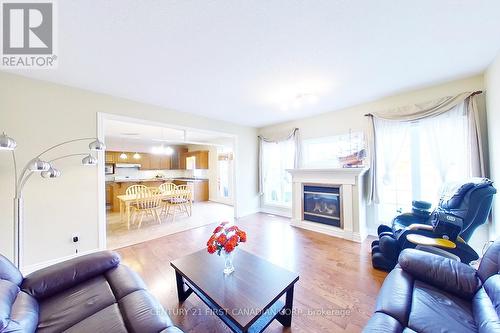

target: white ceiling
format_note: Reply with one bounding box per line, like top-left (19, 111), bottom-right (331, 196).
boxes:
top-left (6, 0), bottom-right (500, 127)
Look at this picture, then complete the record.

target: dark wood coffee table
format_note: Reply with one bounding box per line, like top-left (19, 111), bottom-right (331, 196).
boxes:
top-left (170, 249), bottom-right (299, 333)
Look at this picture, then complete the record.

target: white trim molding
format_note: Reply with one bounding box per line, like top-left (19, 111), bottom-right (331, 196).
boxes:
top-left (287, 168), bottom-right (369, 242)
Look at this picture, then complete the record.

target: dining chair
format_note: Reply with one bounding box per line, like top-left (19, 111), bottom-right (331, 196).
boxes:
top-left (164, 184), bottom-right (193, 221)
top-left (130, 188), bottom-right (163, 228)
top-left (159, 182), bottom-right (177, 217)
top-left (125, 184), bottom-right (147, 195)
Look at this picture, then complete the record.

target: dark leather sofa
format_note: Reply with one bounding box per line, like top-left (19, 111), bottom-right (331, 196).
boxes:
top-left (0, 251), bottom-right (183, 333)
top-left (364, 240), bottom-right (500, 332)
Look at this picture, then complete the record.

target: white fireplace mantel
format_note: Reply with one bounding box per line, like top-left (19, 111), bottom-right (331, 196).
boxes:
top-left (286, 167), bottom-right (369, 242)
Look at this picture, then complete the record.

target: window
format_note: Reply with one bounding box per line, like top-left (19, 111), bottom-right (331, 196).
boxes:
top-left (261, 139), bottom-right (295, 207)
top-left (376, 104), bottom-right (469, 223)
top-left (302, 132), bottom-right (365, 168)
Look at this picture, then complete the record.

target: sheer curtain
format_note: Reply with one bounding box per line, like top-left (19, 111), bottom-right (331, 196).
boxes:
top-left (420, 102), bottom-right (468, 183)
top-left (258, 128), bottom-right (300, 207)
top-left (367, 92), bottom-right (485, 204)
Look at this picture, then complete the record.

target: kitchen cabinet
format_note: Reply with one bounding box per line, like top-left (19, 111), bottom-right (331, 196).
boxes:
top-left (139, 154), bottom-right (150, 170)
top-left (105, 148), bottom-right (189, 170)
top-left (173, 179), bottom-right (209, 202)
top-left (160, 156), bottom-right (171, 169)
top-left (106, 183), bottom-right (113, 210)
top-left (149, 154), bottom-right (161, 170)
top-left (105, 152), bottom-right (115, 163)
top-left (185, 150), bottom-right (209, 169)
top-left (171, 147), bottom-right (188, 170)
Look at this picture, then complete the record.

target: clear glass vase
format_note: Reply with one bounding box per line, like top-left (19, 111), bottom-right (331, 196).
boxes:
top-left (223, 251), bottom-right (235, 275)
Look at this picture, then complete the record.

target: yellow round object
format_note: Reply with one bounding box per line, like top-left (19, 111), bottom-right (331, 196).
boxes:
top-left (406, 234), bottom-right (456, 249)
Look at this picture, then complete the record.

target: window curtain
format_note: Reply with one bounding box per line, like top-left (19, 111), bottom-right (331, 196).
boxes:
top-left (367, 91), bottom-right (485, 204)
top-left (258, 128), bottom-right (300, 195)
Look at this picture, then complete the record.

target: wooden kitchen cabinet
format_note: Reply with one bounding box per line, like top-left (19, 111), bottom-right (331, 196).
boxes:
top-left (171, 147), bottom-right (188, 169)
top-left (173, 180), bottom-right (209, 202)
top-left (149, 154), bottom-right (161, 170)
top-left (160, 156), bottom-right (171, 169)
top-left (105, 151), bottom-right (116, 163)
top-left (185, 150), bottom-right (209, 169)
top-left (139, 154), bottom-right (150, 170)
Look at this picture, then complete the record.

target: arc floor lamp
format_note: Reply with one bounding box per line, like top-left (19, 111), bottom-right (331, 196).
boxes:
top-left (0, 132), bottom-right (105, 268)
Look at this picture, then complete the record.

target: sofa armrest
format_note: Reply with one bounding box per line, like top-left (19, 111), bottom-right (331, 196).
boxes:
top-left (398, 249), bottom-right (481, 300)
top-left (21, 251), bottom-right (120, 300)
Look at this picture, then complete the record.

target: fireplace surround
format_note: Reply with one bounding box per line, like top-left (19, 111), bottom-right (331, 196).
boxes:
top-left (287, 168), bottom-right (369, 242)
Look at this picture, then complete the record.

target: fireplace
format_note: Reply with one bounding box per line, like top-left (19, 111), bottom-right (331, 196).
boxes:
top-left (287, 168), bottom-right (368, 242)
top-left (303, 185), bottom-right (341, 228)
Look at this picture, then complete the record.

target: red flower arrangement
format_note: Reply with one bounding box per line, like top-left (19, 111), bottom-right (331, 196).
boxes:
top-left (207, 222), bottom-right (247, 255)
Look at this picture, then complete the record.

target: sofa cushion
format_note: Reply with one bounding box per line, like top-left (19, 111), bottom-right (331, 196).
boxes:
top-left (105, 265), bottom-right (147, 299)
top-left (0, 255), bottom-right (23, 286)
top-left (362, 312), bottom-right (403, 333)
top-left (37, 275), bottom-right (116, 333)
top-left (3, 291), bottom-right (39, 333)
top-left (373, 267), bottom-right (413, 326)
top-left (478, 241), bottom-right (500, 283)
top-left (22, 251), bottom-right (120, 300)
top-left (63, 304), bottom-right (128, 333)
top-left (119, 290), bottom-right (174, 332)
top-left (0, 280), bottom-right (20, 331)
top-left (473, 279), bottom-right (500, 333)
top-left (408, 280), bottom-right (477, 332)
top-left (399, 249), bottom-right (481, 300)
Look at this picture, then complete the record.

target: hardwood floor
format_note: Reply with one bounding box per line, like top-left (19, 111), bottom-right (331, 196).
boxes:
top-left (107, 201), bottom-right (234, 249)
top-left (116, 213), bottom-right (387, 333)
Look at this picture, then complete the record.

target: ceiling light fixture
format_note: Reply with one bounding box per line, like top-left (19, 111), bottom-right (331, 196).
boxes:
top-left (133, 152), bottom-right (141, 159)
top-left (119, 152), bottom-right (128, 159)
top-left (280, 93), bottom-right (319, 111)
top-left (152, 145), bottom-right (174, 155)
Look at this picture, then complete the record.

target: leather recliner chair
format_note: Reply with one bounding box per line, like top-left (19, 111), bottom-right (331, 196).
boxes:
top-left (0, 251), bottom-right (183, 333)
top-left (363, 239), bottom-right (500, 332)
top-left (371, 178), bottom-right (496, 271)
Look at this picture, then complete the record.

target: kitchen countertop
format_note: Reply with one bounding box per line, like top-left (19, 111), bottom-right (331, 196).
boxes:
top-left (108, 177), bottom-right (208, 183)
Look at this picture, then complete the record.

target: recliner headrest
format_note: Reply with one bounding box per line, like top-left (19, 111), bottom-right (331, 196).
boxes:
top-left (439, 178), bottom-right (494, 210)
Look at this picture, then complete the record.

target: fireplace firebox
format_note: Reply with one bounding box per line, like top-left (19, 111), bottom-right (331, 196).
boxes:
top-left (303, 185), bottom-right (341, 228)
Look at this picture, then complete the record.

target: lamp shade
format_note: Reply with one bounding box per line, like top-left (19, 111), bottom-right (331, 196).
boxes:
top-left (82, 154), bottom-right (97, 166)
top-left (29, 158), bottom-right (51, 172)
top-left (41, 167), bottom-right (61, 178)
top-left (88, 139), bottom-right (106, 151)
top-left (0, 132), bottom-right (17, 150)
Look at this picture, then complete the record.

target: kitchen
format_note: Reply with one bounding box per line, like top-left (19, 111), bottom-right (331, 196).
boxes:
top-left (104, 119), bottom-right (235, 249)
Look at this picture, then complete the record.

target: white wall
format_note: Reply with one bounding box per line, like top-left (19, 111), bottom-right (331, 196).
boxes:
top-left (0, 72), bottom-right (259, 267)
top-left (259, 75), bottom-right (489, 250)
top-left (486, 52), bottom-right (500, 241)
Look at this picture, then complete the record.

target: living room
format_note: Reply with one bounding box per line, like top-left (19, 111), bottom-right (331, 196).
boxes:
top-left (1, 1), bottom-right (500, 332)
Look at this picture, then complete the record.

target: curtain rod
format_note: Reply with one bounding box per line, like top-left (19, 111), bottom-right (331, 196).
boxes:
top-left (363, 90), bottom-right (483, 117)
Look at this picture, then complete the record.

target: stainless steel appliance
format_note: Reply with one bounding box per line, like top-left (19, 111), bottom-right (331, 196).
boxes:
top-left (105, 163), bottom-right (115, 174)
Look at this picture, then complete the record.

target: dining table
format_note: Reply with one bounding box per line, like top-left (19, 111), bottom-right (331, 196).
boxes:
top-left (117, 190), bottom-right (178, 229)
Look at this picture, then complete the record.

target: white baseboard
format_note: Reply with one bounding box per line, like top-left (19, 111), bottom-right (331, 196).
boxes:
top-left (259, 205), bottom-right (292, 218)
top-left (21, 248), bottom-right (102, 275)
top-left (291, 218), bottom-right (366, 243)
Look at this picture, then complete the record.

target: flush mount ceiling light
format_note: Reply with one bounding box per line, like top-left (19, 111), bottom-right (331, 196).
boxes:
top-left (119, 152), bottom-right (128, 159)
